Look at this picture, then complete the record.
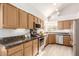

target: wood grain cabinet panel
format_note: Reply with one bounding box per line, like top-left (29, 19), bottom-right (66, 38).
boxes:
top-left (32, 39), bottom-right (38, 56)
top-left (34, 16), bottom-right (38, 24)
top-left (7, 44), bottom-right (23, 55)
top-left (63, 35), bottom-right (72, 46)
top-left (58, 21), bottom-right (64, 29)
top-left (23, 41), bottom-right (33, 56)
top-left (24, 46), bottom-right (32, 56)
top-left (41, 20), bottom-right (44, 29)
top-left (63, 20), bottom-right (72, 29)
top-left (3, 4), bottom-right (19, 28)
top-left (24, 41), bottom-right (32, 48)
top-left (19, 9), bottom-right (28, 28)
top-left (58, 20), bottom-right (73, 29)
top-left (48, 34), bottom-right (56, 44)
top-left (28, 14), bottom-right (34, 29)
top-left (10, 50), bottom-right (23, 56)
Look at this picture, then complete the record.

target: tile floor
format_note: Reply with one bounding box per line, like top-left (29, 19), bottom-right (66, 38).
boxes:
top-left (38, 44), bottom-right (73, 56)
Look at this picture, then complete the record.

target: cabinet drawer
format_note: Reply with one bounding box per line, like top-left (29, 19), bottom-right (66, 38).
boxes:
top-left (24, 41), bottom-right (32, 48)
top-left (7, 44), bottom-right (23, 55)
top-left (10, 50), bottom-right (23, 56)
top-left (33, 39), bottom-right (38, 43)
top-left (63, 35), bottom-right (72, 46)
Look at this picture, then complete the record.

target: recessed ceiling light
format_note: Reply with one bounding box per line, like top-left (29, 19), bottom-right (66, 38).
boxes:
top-left (56, 9), bottom-right (58, 11)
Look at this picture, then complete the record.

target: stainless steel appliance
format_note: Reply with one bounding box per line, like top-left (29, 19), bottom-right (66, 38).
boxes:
top-left (35, 24), bottom-right (41, 28)
top-left (56, 34), bottom-right (63, 44)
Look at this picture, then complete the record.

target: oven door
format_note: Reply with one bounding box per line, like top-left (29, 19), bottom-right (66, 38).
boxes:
top-left (39, 38), bottom-right (44, 47)
top-left (39, 38), bottom-right (44, 53)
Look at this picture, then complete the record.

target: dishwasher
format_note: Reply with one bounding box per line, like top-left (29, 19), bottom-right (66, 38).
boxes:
top-left (56, 34), bottom-right (63, 44)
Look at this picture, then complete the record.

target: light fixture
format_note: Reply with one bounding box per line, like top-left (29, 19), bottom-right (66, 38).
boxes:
top-left (56, 9), bottom-right (58, 11)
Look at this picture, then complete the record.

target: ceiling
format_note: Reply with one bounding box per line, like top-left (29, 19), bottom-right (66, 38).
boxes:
top-left (12, 3), bottom-right (72, 20)
top-left (28, 3), bottom-right (69, 17)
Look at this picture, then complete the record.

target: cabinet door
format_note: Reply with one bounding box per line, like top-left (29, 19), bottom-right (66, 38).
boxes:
top-left (63, 21), bottom-right (71, 29)
top-left (41, 20), bottom-right (44, 29)
top-left (19, 9), bottom-right (28, 28)
top-left (63, 35), bottom-right (72, 46)
top-left (58, 21), bottom-right (64, 29)
top-left (28, 14), bottom-right (34, 29)
top-left (34, 16), bottom-right (38, 24)
top-left (7, 44), bottom-right (23, 55)
top-left (24, 46), bottom-right (33, 56)
top-left (33, 39), bottom-right (38, 56)
top-left (3, 4), bottom-right (18, 28)
top-left (48, 34), bottom-right (56, 44)
top-left (11, 50), bottom-right (23, 56)
top-left (24, 41), bottom-right (33, 56)
top-left (24, 41), bottom-right (32, 48)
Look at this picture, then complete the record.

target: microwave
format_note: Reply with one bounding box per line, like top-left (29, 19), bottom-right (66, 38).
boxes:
top-left (35, 24), bottom-right (41, 28)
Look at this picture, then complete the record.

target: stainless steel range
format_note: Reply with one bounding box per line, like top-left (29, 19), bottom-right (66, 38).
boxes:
top-left (30, 29), bottom-right (46, 52)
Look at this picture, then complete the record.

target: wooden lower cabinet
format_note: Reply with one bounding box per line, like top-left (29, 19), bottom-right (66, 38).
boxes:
top-left (48, 34), bottom-right (56, 44)
top-left (0, 39), bottom-right (39, 56)
top-left (32, 39), bottom-right (38, 56)
top-left (11, 50), bottom-right (23, 56)
top-left (24, 46), bottom-right (32, 56)
top-left (7, 44), bottom-right (23, 56)
top-left (23, 41), bottom-right (33, 56)
top-left (63, 35), bottom-right (72, 46)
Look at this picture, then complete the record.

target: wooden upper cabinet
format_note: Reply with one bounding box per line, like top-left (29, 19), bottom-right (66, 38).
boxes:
top-left (41, 20), bottom-right (44, 29)
top-left (3, 4), bottom-right (19, 28)
top-left (19, 9), bottom-right (28, 28)
top-left (0, 3), bottom-right (44, 29)
top-left (28, 14), bottom-right (34, 29)
top-left (63, 20), bottom-right (73, 29)
top-left (58, 20), bottom-right (73, 29)
top-left (34, 16), bottom-right (38, 24)
top-left (58, 21), bottom-right (64, 29)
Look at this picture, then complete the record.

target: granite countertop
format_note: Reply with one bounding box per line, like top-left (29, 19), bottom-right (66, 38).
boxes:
top-left (0, 38), bottom-right (34, 49)
top-left (0, 36), bottom-right (39, 49)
